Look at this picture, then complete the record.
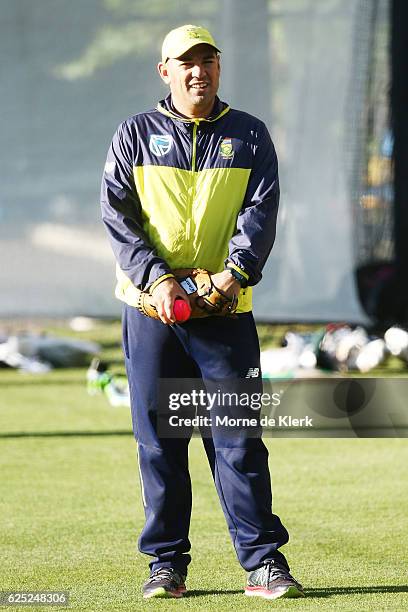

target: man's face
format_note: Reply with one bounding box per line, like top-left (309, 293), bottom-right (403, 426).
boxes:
top-left (158, 44), bottom-right (220, 114)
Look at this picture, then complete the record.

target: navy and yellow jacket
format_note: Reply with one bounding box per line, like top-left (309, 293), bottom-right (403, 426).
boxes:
top-left (100, 94), bottom-right (279, 313)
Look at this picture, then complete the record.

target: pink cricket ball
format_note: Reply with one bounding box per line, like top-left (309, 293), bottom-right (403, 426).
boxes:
top-left (173, 298), bottom-right (191, 322)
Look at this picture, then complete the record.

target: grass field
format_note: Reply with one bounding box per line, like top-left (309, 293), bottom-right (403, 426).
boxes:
top-left (1, 321), bottom-right (407, 611)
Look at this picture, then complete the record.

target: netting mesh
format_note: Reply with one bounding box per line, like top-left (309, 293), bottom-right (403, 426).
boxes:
top-left (348, 0), bottom-right (393, 267)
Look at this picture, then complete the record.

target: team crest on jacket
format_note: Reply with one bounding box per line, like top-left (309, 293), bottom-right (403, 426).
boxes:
top-left (149, 134), bottom-right (173, 157)
top-left (219, 137), bottom-right (234, 159)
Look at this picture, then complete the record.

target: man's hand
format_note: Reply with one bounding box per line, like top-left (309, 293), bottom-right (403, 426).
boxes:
top-left (151, 278), bottom-right (189, 325)
top-left (210, 270), bottom-right (241, 299)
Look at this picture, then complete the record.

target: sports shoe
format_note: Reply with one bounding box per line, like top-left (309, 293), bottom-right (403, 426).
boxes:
top-left (142, 567), bottom-right (187, 599)
top-left (245, 560), bottom-right (304, 600)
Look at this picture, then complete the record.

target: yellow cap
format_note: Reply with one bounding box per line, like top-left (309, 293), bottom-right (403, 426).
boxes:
top-left (161, 24), bottom-right (220, 63)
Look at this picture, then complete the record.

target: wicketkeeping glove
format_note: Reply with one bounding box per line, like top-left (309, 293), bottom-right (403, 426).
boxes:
top-left (136, 268), bottom-right (238, 321)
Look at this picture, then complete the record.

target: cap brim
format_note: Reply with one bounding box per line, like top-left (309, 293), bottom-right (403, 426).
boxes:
top-left (164, 41), bottom-right (221, 63)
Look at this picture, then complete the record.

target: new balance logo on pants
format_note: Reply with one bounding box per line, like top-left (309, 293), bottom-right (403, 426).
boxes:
top-left (245, 368), bottom-right (260, 378)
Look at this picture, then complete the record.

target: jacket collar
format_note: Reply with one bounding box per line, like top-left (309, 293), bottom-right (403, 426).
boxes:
top-left (157, 94), bottom-right (230, 123)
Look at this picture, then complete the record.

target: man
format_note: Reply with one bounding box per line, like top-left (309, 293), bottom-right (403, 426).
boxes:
top-left (101, 24), bottom-right (304, 601)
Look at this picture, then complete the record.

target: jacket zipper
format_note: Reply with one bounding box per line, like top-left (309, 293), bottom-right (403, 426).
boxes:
top-left (185, 120), bottom-right (199, 257)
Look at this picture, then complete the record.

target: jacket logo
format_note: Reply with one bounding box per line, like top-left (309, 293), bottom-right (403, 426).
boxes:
top-left (219, 137), bottom-right (234, 159)
top-left (149, 134), bottom-right (173, 157)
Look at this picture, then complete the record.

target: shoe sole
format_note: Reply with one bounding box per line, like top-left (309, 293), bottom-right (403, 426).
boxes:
top-left (143, 587), bottom-right (184, 599)
top-left (245, 585), bottom-right (305, 600)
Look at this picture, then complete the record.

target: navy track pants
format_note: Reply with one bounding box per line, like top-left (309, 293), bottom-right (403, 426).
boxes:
top-left (122, 305), bottom-right (289, 575)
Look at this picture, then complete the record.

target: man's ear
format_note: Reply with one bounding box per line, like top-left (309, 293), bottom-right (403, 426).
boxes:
top-left (157, 62), bottom-right (171, 85)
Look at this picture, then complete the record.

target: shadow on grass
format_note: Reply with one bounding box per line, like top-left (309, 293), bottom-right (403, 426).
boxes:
top-left (97, 340), bottom-right (123, 350)
top-left (184, 585), bottom-right (408, 598)
top-left (303, 585), bottom-right (408, 598)
top-left (0, 430), bottom-right (133, 439)
top-left (0, 377), bottom-right (86, 387)
top-left (185, 590), bottom-right (242, 597)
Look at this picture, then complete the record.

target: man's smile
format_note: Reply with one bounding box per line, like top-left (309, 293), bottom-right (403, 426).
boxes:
top-left (189, 82), bottom-right (209, 90)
